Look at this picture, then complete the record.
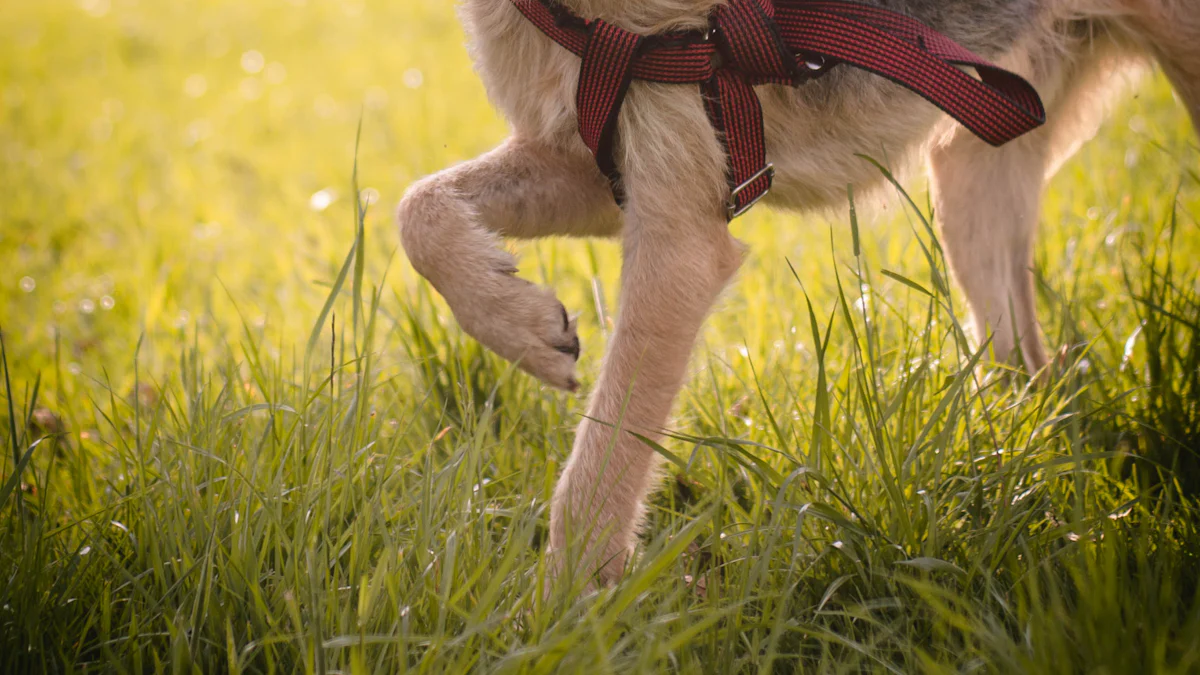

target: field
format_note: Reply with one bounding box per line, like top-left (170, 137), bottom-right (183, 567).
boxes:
top-left (3, 0), bottom-right (1200, 672)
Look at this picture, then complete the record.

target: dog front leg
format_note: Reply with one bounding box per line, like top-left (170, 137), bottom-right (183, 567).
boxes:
top-left (398, 137), bottom-right (621, 390)
top-left (548, 193), bottom-right (744, 588)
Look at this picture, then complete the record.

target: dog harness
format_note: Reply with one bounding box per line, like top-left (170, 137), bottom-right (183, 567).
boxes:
top-left (510, 0), bottom-right (1046, 219)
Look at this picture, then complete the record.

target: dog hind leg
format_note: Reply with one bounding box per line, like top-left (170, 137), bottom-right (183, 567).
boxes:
top-left (398, 137), bottom-right (622, 390)
top-left (929, 10), bottom-right (1194, 375)
top-left (929, 119), bottom-right (1055, 372)
top-left (928, 37), bottom-right (1140, 373)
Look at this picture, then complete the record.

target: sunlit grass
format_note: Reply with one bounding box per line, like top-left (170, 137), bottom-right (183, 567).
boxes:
top-left (3, 0), bottom-right (1200, 672)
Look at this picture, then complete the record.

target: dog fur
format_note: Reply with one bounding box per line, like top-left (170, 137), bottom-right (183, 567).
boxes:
top-left (398, 0), bottom-right (1200, 586)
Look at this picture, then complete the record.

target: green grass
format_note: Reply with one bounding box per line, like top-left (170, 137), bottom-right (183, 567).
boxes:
top-left (3, 0), bottom-right (1200, 672)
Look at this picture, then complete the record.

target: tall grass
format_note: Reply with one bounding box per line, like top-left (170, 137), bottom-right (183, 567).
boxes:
top-left (4, 154), bottom-right (1199, 672)
top-left (4, 1), bottom-right (1200, 671)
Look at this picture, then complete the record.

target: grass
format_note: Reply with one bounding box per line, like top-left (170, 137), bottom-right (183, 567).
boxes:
top-left (3, 0), bottom-right (1200, 672)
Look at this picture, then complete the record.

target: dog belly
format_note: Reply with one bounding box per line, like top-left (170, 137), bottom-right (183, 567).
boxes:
top-left (759, 73), bottom-right (947, 211)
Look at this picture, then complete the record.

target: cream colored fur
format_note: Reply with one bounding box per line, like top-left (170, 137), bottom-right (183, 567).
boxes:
top-left (398, 0), bottom-right (1200, 587)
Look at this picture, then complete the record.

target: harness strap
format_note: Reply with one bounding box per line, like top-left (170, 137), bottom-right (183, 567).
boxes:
top-left (710, 0), bottom-right (796, 216)
top-left (774, 3), bottom-right (1045, 144)
top-left (718, 0), bottom-right (800, 83)
top-left (577, 21), bottom-right (645, 199)
top-left (509, 0), bottom-right (1046, 219)
top-left (707, 71), bottom-right (774, 217)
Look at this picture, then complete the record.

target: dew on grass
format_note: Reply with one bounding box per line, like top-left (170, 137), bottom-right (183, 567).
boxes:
top-left (185, 119), bottom-right (213, 146)
top-left (206, 35), bottom-right (231, 58)
top-left (102, 99), bottom-right (124, 121)
top-left (79, 298), bottom-right (95, 314)
top-left (1121, 324), bottom-right (1143, 370)
top-left (314, 95), bottom-right (338, 118)
top-left (184, 74), bottom-right (208, 98)
top-left (193, 221), bottom-right (222, 240)
top-left (78, 546), bottom-right (91, 556)
top-left (266, 62), bottom-right (287, 84)
top-left (365, 86), bottom-right (389, 110)
top-left (403, 68), bottom-right (424, 89)
top-left (90, 118), bottom-right (112, 142)
top-left (79, 0), bottom-right (110, 18)
top-left (241, 50), bottom-right (265, 74)
top-left (19, 276), bottom-right (35, 292)
top-left (100, 295), bottom-right (115, 310)
top-left (240, 77), bottom-right (263, 100)
top-left (854, 293), bottom-right (871, 313)
top-left (310, 188), bottom-right (336, 212)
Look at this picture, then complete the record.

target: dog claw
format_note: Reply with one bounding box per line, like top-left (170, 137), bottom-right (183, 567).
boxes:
top-left (440, 264), bottom-right (580, 390)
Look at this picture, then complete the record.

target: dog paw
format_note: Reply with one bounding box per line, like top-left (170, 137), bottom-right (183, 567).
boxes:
top-left (451, 272), bottom-right (581, 391)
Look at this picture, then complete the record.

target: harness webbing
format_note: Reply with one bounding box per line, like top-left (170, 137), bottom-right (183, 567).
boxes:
top-left (510, 0), bottom-right (1046, 219)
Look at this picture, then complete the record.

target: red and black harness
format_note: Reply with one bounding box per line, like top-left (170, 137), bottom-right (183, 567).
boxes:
top-left (509, 0), bottom-right (1046, 219)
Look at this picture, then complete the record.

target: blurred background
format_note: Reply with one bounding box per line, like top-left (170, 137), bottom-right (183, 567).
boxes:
top-left (2, 0), bottom-right (505, 380)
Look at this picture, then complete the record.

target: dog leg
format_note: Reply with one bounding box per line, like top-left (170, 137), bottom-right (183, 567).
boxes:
top-left (930, 28), bottom-right (1162, 375)
top-left (398, 137), bottom-right (621, 390)
top-left (548, 188), bottom-right (742, 588)
top-left (929, 129), bottom-right (1053, 372)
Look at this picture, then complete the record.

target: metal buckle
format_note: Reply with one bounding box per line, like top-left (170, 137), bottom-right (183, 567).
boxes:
top-left (726, 164), bottom-right (775, 220)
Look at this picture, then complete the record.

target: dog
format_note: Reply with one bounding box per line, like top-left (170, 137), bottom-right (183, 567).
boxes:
top-left (397, 0), bottom-right (1200, 587)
